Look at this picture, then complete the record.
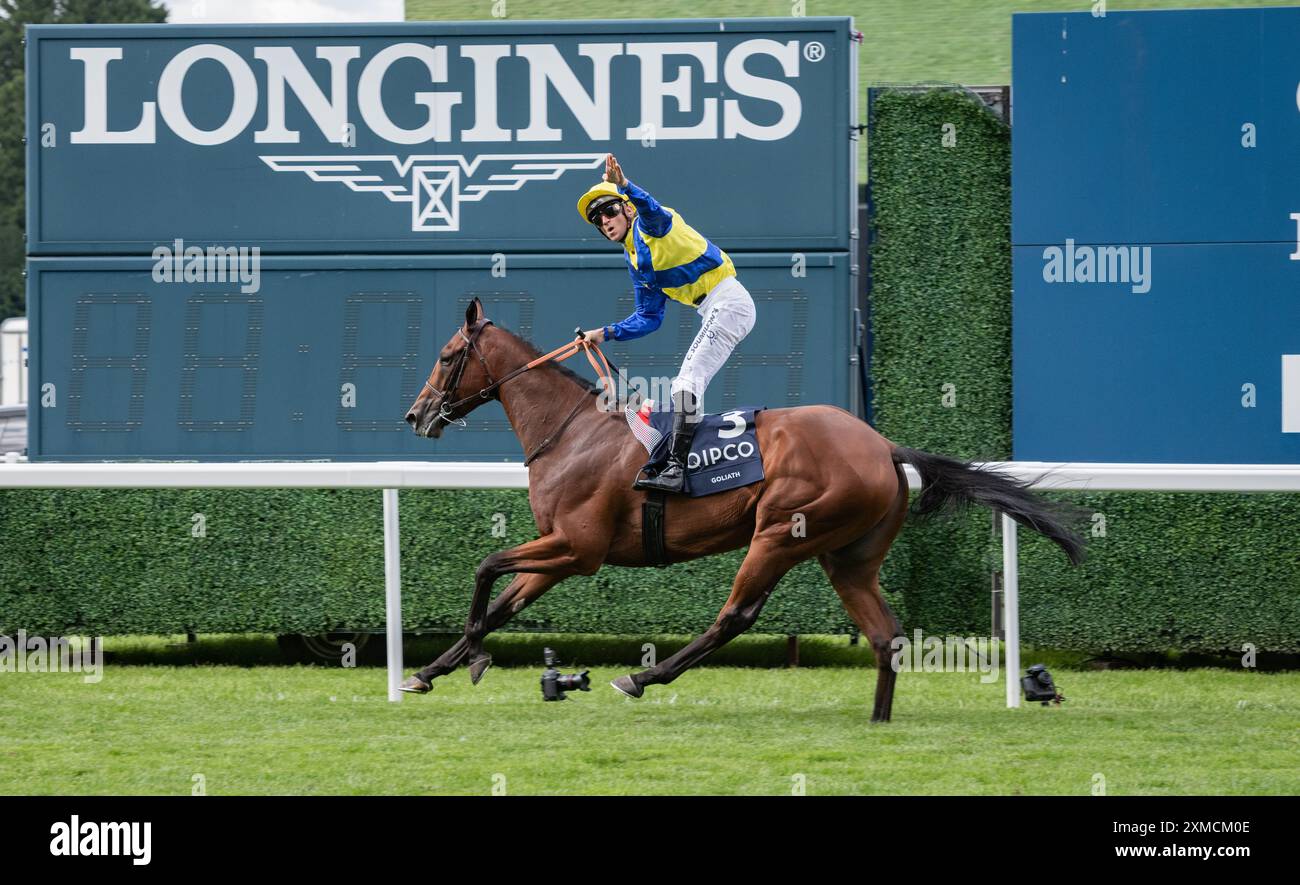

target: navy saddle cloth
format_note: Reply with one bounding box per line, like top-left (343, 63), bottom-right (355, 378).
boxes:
top-left (626, 405), bottom-right (767, 497)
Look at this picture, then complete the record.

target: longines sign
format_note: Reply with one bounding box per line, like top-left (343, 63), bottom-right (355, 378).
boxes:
top-left (26, 19), bottom-right (855, 254)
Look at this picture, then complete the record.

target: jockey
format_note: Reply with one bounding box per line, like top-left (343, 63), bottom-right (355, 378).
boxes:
top-left (577, 154), bottom-right (757, 495)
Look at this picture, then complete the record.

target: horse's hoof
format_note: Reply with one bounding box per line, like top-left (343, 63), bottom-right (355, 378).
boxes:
top-left (610, 675), bottom-right (643, 698)
top-left (399, 675), bottom-right (431, 694)
top-left (468, 654), bottom-right (492, 685)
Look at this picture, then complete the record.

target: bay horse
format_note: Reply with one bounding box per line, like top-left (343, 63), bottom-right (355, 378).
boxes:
top-left (401, 298), bottom-right (1084, 721)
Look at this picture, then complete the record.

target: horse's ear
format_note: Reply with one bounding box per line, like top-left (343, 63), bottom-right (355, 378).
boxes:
top-left (465, 297), bottom-right (483, 328)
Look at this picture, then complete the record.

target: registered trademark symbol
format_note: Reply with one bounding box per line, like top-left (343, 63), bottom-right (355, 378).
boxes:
top-left (804, 41), bottom-right (825, 62)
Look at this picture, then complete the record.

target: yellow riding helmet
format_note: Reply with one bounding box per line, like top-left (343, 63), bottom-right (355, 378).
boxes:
top-left (576, 181), bottom-right (628, 224)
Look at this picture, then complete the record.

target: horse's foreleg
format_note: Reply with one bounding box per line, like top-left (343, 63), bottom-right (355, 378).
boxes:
top-left (462, 532), bottom-right (590, 684)
top-left (402, 572), bottom-right (560, 691)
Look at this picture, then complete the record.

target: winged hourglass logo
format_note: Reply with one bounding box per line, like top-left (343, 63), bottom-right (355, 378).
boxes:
top-left (259, 153), bottom-right (608, 232)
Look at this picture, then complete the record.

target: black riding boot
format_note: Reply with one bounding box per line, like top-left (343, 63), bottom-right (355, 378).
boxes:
top-left (633, 391), bottom-right (700, 494)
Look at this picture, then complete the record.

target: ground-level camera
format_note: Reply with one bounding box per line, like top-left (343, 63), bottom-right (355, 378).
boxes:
top-left (1022, 664), bottom-right (1064, 705)
top-left (540, 647), bottom-right (590, 701)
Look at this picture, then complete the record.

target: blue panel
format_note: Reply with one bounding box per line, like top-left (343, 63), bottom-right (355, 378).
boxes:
top-left (1013, 243), bottom-right (1300, 463)
top-left (26, 20), bottom-right (853, 255)
top-left (1013, 8), bottom-right (1300, 246)
top-left (1012, 8), bottom-right (1300, 462)
top-left (28, 254), bottom-right (852, 461)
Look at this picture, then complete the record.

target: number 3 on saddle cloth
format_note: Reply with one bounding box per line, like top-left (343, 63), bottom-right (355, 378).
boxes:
top-left (624, 402), bottom-right (767, 497)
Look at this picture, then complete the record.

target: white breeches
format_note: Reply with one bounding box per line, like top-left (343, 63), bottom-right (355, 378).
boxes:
top-left (670, 276), bottom-right (756, 406)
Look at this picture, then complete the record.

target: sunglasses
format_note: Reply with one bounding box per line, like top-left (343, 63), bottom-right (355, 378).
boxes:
top-left (588, 201), bottom-right (625, 225)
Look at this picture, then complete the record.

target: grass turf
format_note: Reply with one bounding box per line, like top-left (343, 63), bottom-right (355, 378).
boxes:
top-left (0, 635), bottom-right (1294, 795)
top-left (407, 0), bottom-right (1291, 87)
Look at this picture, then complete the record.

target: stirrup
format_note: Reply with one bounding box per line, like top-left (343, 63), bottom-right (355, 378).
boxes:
top-left (630, 464), bottom-right (660, 489)
top-left (634, 459), bottom-right (687, 493)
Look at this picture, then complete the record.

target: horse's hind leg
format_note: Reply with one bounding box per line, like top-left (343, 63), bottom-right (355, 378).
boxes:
top-left (400, 572), bottom-right (560, 693)
top-left (611, 540), bottom-right (798, 698)
top-left (819, 468), bottom-right (910, 722)
top-left (820, 549), bottom-right (904, 722)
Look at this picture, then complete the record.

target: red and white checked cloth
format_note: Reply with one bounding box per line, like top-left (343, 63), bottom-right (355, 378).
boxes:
top-left (624, 398), bottom-right (665, 455)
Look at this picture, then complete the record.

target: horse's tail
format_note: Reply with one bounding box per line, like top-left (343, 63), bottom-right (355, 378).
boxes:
top-left (890, 447), bottom-right (1086, 566)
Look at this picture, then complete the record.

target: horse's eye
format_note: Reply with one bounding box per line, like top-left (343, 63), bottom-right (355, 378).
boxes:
top-left (439, 355), bottom-right (451, 366)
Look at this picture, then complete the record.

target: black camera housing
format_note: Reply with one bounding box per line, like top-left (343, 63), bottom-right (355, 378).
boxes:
top-left (1021, 663), bottom-right (1064, 705)
top-left (540, 647), bottom-right (591, 701)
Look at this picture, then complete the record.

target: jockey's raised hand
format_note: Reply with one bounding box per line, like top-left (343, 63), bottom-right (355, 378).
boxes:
top-left (604, 154), bottom-right (627, 188)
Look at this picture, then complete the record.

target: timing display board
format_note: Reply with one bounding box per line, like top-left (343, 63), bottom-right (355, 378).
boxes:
top-left (1012, 8), bottom-right (1300, 463)
top-left (25, 19), bottom-right (858, 461)
top-left (27, 254), bottom-right (852, 461)
top-left (25, 19), bottom-right (855, 254)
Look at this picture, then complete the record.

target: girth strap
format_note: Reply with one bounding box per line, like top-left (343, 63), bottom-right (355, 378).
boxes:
top-left (642, 490), bottom-right (670, 568)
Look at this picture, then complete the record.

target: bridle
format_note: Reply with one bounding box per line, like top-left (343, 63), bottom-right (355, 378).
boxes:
top-left (421, 315), bottom-right (618, 464)
top-left (423, 318), bottom-right (498, 429)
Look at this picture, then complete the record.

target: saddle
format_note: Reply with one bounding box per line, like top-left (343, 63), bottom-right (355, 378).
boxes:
top-left (624, 401), bottom-right (767, 566)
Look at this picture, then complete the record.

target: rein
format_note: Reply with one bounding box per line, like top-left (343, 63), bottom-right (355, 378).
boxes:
top-left (424, 318), bottom-right (619, 464)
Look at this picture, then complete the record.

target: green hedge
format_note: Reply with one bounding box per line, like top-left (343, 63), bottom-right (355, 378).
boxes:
top-left (0, 487), bottom-right (908, 637)
top-left (868, 88), bottom-right (1012, 639)
top-left (868, 88), bottom-right (1299, 653)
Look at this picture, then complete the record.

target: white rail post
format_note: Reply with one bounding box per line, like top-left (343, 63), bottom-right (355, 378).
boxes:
top-left (1002, 512), bottom-right (1020, 708)
top-left (382, 487), bottom-right (403, 703)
